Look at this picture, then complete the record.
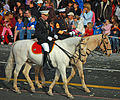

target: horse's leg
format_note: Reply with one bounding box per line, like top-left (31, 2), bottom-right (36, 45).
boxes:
top-left (77, 61), bottom-right (90, 93)
top-left (23, 62), bottom-right (35, 92)
top-left (39, 67), bottom-right (45, 85)
top-left (67, 66), bottom-right (77, 83)
top-left (34, 66), bottom-right (42, 88)
top-left (59, 67), bottom-right (74, 99)
top-left (13, 63), bottom-right (24, 93)
top-left (48, 69), bottom-right (60, 96)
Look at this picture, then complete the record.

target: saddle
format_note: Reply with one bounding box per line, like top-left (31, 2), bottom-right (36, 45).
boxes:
top-left (32, 41), bottom-right (55, 54)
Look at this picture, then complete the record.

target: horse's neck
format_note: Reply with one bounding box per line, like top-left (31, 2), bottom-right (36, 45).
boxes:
top-left (87, 35), bottom-right (102, 52)
top-left (56, 37), bottom-right (81, 54)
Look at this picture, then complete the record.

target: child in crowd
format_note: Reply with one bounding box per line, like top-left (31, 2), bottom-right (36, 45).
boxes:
top-left (84, 22), bottom-right (93, 37)
top-left (101, 19), bottom-right (112, 35)
top-left (14, 16), bottom-right (24, 42)
top-left (1, 14), bottom-right (13, 45)
top-left (110, 23), bottom-right (120, 53)
top-left (93, 22), bottom-right (103, 35)
top-left (27, 17), bottom-right (37, 39)
top-left (3, 4), bottom-right (10, 16)
top-left (50, 21), bottom-right (54, 32)
top-left (70, 15), bottom-right (85, 37)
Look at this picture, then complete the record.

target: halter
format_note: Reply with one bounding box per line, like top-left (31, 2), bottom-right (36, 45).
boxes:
top-left (86, 34), bottom-right (112, 56)
top-left (99, 34), bottom-right (112, 55)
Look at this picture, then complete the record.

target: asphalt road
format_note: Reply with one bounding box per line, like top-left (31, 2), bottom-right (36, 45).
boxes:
top-left (0, 45), bottom-right (120, 100)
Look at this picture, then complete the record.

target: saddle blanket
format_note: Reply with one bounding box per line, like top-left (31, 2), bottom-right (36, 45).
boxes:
top-left (32, 41), bottom-right (55, 54)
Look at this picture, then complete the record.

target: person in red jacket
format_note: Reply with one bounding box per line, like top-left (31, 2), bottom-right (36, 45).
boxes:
top-left (84, 22), bottom-right (93, 37)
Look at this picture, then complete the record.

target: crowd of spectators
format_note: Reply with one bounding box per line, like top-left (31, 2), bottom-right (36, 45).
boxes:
top-left (0, 0), bottom-right (120, 53)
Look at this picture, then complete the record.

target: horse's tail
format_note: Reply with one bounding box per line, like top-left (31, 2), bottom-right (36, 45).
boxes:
top-left (5, 43), bottom-right (16, 82)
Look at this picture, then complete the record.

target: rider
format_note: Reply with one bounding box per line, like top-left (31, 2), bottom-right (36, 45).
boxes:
top-left (35, 10), bottom-right (53, 67)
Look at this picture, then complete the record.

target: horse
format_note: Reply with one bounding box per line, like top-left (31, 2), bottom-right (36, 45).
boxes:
top-left (34, 34), bottom-right (112, 98)
top-left (66, 34), bottom-right (112, 84)
top-left (5, 37), bottom-right (88, 99)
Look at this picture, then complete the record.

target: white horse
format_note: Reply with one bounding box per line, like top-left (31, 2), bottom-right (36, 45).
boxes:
top-left (35, 34), bottom-right (112, 98)
top-left (5, 37), bottom-right (88, 99)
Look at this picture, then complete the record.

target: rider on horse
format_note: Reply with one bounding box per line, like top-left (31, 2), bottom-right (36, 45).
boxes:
top-left (35, 10), bottom-right (53, 68)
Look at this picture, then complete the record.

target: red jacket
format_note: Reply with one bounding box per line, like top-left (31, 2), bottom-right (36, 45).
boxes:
top-left (85, 28), bottom-right (93, 36)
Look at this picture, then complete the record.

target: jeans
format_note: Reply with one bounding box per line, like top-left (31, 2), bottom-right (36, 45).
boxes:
top-left (19, 29), bottom-right (35, 40)
top-left (19, 29), bottom-right (26, 40)
top-left (27, 30), bottom-right (35, 39)
top-left (111, 38), bottom-right (119, 50)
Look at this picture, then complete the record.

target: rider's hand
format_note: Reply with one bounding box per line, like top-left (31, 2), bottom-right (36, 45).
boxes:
top-left (54, 35), bottom-right (58, 39)
top-left (48, 36), bottom-right (52, 41)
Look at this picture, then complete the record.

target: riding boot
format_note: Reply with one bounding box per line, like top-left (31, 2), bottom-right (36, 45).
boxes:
top-left (43, 51), bottom-right (52, 70)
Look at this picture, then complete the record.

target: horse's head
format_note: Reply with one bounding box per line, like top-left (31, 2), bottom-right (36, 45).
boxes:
top-left (99, 34), bottom-right (112, 56)
top-left (76, 38), bottom-right (89, 64)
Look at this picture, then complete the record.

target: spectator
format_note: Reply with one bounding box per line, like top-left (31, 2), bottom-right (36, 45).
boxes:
top-left (110, 0), bottom-right (117, 17)
top-left (29, 1), bottom-right (39, 19)
top-left (14, 0), bottom-right (25, 16)
top-left (101, 19), bottom-right (112, 35)
top-left (75, 0), bottom-right (84, 10)
top-left (1, 14), bottom-right (13, 45)
top-left (110, 23), bottom-right (120, 53)
top-left (0, 8), bottom-right (4, 17)
top-left (8, 12), bottom-right (16, 34)
top-left (19, 9), bottom-right (32, 40)
top-left (84, 22), bottom-right (93, 36)
top-left (65, 1), bottom-right (74, 14)
top-left (96, 0), bottom-right (112, 22)
top-left (93, 22), bottom-right (103, 35)
top-left (81, 3), bottom-right (93, 27)
top-left (69, 15), bottom-right (85, 37)
top-left (67, 12), bottom-right (74, 32)
top-left (71, 2), bottom-right (81, 16)
top-left (115, 0), bottom-right (120, 22)
top-left (27, 17), bottom-right (37, 39)
top-left (111, 15), bottom-right (118, 26)
top-left (3, 4), bottom-right (10, 16)
top-left (36, 0), bottom-right (44, 18)
top-left (14, 16), bottom-right (24, 42)
top-left (42, 0), bottom-right (56, 23)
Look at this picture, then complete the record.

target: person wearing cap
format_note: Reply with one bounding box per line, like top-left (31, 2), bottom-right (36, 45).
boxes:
top-left (67, 12), bottom-right (75, 32)
top-left (35, 10), bottom-right (53, 68)
top-left (54, 8), bottom-right (70, 40)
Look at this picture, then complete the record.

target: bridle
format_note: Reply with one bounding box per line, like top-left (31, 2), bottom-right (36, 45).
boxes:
top-left (99, 34), bottom-right (112, 55)
top-left (86, 34), bottom-right (112, 56)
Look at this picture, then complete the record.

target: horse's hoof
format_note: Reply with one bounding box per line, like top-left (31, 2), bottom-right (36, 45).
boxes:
top-left (48, 91), bottom-right (53, 96)
top-left (68, 95), bottom-right (74, 99)
top-left (15, 90), bottom-right (21, 94)
top-left (31, 88), bottom-right (35, 93)
top-left (85, 88), bottom-right (91, 93)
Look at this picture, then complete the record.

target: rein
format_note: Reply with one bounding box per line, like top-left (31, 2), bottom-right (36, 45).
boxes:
top-left (55, 39), bottom-right (86, 63)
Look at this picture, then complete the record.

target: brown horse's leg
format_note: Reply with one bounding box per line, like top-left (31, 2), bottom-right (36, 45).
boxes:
top-left (23, 63), bottom-right (35, 92)
top-left (34, 66), bottom-right (42, 88)
top-left (48, 69), bottom-right (60, 96)
top-left (77, 61), bottom-right (90, 93)
top-left (13, 63), bottom-right (24, 93)
top-left (67, 67), bottom-right (77, 83)
top-left (39, 67), bottom-right (45, 85)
